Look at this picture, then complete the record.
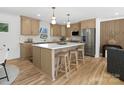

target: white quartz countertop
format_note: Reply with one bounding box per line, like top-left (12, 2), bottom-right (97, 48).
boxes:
top-left (33, 42), bottom-right (85, 50)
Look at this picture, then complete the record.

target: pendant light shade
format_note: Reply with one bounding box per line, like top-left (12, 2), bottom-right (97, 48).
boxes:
top-left (67, 13), bottom-right (71, 28)
top-left (51, 7), bottom-right (56, 25)
top-left (67, 24), bottom-right (70, 28)
top-left (67, 21), bottom-right (70, 28)
top-left (51, 19), bottom-right (56, 24)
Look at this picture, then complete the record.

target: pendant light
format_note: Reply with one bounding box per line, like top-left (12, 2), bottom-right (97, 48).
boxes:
top-left (67, 13), bottom-right (70, 28)
top-left (51, 7), bottom-right (56, 25)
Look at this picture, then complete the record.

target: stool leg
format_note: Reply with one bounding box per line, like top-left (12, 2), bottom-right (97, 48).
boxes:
top-left (82, 50), bottom-right (85, 64)
top-left (64, 56), bottom-right (68, 78)
top-left (67, 54), bottom-right (71, 73)
top-left (70, 52), bottom-right (72, 62)
top-left (56, 57), bottom-right (60, 77)
top-left (75, 52), bottom-right (78, 70)
top-left (3, 63), bottom-right (9, 81)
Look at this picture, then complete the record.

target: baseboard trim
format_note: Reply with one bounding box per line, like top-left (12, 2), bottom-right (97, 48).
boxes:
top-left (7, 58), bottom-right (21, 62)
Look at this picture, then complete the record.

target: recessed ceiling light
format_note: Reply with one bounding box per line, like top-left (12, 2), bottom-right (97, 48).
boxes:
top-left (115, 12), bottom-right (119, 16)
top-left (37, 14), bottom-right (41, 17)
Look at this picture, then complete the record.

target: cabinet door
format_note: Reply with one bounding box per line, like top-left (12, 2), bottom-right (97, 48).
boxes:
top-left (56, 25), bottom-right (61, 36)
top-left (31, 19), bottom-right (40, 35)
top-left (52, 24), bottom-right (61, 36)
top-left (81, 20), bottom-right (87, 29)
top-left (81, 19), bottom-right (96, 29)
top-left (87, 19), bottom-right (96, 28)
top-left (51, 25), bottom-right (56, 36)
top-left (20, 43), bottom-right (32, 59)
top-left (21, 16), bottom-right (32, 35)
top-left (66, 27), bottom-right (72, 37)
top-left (71, 23), bottom-right (80, 31)
top-left (61, 25), bottom-right (66, 36)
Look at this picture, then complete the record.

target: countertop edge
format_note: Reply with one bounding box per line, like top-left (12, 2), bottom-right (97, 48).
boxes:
top-left (32, 43), bottom-right (85, 50)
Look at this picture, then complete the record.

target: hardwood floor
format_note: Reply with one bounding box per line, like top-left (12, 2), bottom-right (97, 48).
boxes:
top-left (8, 57), bottom-right (124, 85)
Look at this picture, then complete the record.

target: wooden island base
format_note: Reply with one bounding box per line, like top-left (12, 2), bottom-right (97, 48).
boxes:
top-left (32, 43), bottom-right (85, 80)
top-left (33, 47), bottom-right (53, 79)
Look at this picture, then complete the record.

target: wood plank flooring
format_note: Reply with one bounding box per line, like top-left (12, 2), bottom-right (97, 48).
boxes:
top-left (8, 57), bottom-right (124, 85)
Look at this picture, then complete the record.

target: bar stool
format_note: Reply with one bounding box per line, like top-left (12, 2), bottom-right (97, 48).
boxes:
top-left (77, 47), bottom-right (85, 63)
top-left (69, 49), bottom-right (78, 70)
top-left (55, 51), bottom-right (70, 78)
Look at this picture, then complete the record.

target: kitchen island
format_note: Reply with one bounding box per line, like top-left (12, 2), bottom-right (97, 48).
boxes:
top-left (32, 42), bottom-right (85, 80)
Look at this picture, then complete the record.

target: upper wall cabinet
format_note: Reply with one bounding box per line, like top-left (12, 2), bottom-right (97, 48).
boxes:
top-left (21, 16), bottom-right (40, 35)
top-left (81, 18), bottom-right (96, 29)
top-left (50, 24), bottom-right (62, 36)
top-left (50, 22), bottom-right (81, 37)
top-left (70, 22), bottom-right (81, 31)
top-left (21, 16), bottom-right (32, 35)
top-left (66, 22), bottom-right (81, 37)
top-left (31, 19), bottom-right (40, 35)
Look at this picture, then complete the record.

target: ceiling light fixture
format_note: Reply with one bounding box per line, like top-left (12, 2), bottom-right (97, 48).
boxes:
top-left (115, 12), bottom-right (119, 16)
top-left (37, 14), bottom-right (41, 17)
top-left (67, 13), bottom-right (71, 28)
top-left (51, 7), bottom-right (56, 25)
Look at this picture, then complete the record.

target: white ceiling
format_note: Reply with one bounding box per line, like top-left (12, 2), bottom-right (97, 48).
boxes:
top-left (0, 7), bottom-right (124, 24)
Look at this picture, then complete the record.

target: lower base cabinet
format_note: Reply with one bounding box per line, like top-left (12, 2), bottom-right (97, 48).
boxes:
top-left (20, 43), bottom-right (32, 60)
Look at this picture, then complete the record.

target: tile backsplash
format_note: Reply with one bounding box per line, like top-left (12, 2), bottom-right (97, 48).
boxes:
top-left (19, 35), bottom-right (62, 43)
top-left (20, 35), bottom-right (48, 43)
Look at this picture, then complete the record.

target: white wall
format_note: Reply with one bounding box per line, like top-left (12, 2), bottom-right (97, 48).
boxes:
top-left (0, 13), bottom-right (20, 59)
top-left (0, 14), bottom-right (20, 59)
top-left (0, 13), bottom-right (51, 60)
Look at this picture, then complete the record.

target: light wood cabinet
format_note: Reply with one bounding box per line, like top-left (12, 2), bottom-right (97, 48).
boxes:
top-left (21, 16), bottom-right (40, 35)
top-left (21, 16), bottom-right (32, 35)
top-left (33, 46), bottom-right (41, 69)
top-left (50, 19), bottom-right (95, 37)
top-left (40, 48), bottom-right (52, 75)
top-left (81, 18), bottom-right (96, 29)
top-left (31, 19), bottom-right (40, 35)
top-left (66, 28), bottom-right (72, 37)
top-left (80, 20), bottom-right (87, 29)
top-left (87, 19), bottom-right (96, 28)
top-left (61, 25), bottom-right (66, 36)
top-left (20, 43), bottom-right (32, 60)
top-left (72, 22), bottom-right (81, 31)
top-left (50, 24), bottom-right (62, 36)
top-left (50, 23), bottom-right (81, 37)
top-left (66, 22), bottom-right (81, 37)
top-left (33, 47), bottom-right (52, 75)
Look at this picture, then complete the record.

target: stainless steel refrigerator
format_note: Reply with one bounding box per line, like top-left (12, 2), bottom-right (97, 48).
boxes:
top-left (80, 28), bottom-right (95, 57)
